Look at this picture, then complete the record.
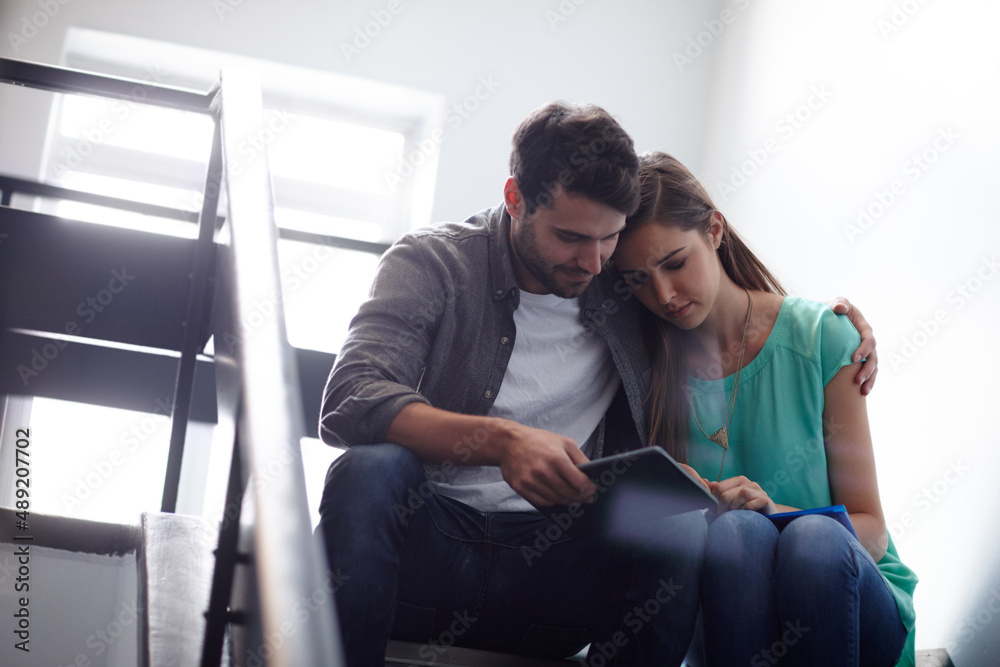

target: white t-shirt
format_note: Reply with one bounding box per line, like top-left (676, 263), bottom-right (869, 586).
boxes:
top-left (428, 289), bottom-right (621, 512)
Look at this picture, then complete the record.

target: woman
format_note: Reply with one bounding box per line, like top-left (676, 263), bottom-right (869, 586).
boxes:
top-left (611, 151), bottom-right (917, 667)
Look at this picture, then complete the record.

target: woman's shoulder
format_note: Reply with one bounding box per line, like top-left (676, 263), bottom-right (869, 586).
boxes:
top-left (780, 296), bottom-right (858, 335)
top-left (777, 296), bottom-right (862, 379)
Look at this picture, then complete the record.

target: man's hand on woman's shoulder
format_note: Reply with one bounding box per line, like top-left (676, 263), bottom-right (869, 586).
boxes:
top-left (829, 297), bottom-right (878, 395)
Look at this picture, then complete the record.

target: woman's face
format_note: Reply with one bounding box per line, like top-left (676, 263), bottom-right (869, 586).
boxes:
top-left (612, 220), bottom-right (722, 330)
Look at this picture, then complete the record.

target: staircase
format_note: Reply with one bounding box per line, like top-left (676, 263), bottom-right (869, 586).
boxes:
top-left (0, 57), bottom-right (342, 667)
top-left (0, 56), bottom-right (961, 667)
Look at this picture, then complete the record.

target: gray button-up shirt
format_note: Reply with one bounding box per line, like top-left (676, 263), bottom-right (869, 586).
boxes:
top-left (320, 204), bottom-right (652, 454)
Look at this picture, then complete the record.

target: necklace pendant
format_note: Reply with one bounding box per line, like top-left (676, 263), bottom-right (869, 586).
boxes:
top-left (708, 426), bottom-right (729, 450)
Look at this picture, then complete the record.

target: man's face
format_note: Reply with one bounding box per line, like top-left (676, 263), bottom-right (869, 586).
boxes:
top-left (507, 184), bottom-right (626, 298)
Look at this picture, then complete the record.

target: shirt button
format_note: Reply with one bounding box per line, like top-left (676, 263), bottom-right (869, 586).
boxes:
top-left (484, 389), bottom-right (493, 399)
top-left (495, 289), bottom-right (504, 298)
top-left (500, 336), bottom-right (509, 345)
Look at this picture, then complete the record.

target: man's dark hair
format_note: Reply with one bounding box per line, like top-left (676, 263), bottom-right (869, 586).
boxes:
top-left (509, 101), bottom-right (640, 216)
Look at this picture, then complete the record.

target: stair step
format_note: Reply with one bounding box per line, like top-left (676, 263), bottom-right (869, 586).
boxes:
top-left (386, 641), bottom-right (582, 666)
top-left (916, 648), bottom-right (955, 667)
top-left (386, 643), bottom-right (954, 667)
top-left (138, 512), bottom-right (218, 667)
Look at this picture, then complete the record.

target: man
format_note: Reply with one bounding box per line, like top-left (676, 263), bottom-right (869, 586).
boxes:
top-left (316, 101), bottom-right (874, 665)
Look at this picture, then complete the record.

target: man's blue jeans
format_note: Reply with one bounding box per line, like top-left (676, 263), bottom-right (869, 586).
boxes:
top-left (316, 443), bottom-right (708, 667)
top-left (700, 510), bottom-right (906, 667)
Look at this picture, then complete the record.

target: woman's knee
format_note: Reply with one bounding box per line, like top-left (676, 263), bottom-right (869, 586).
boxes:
top-left (705, 510), bottom-right (778, 575)
top-left (776, 514), bottom-right (860, 581)
top-left (777, 514), bottom-right (854, 559)
top-left (708, 510), bottom-right (777, 550)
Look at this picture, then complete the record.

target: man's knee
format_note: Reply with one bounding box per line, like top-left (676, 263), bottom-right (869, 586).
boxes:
top-left (320, 443), bottom-right (426, 507)
top-left (327, 443), bottom-right (423, 484)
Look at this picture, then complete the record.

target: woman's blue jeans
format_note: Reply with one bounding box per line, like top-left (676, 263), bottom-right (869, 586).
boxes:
top-left (316, 443), bottom-right (708, 667)
top-left (700, 510), bottom-right (906, 667)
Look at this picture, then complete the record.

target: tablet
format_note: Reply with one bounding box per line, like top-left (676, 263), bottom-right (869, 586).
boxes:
top-left (577, 447), bottom-right (717, 542)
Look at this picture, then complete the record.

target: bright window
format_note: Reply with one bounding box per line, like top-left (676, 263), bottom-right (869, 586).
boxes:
top-left (5, 28), bottom-right (444, 525)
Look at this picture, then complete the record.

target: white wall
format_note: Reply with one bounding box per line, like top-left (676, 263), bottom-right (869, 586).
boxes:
top-left (0, 544), bottom-right (137, 667)
top-left (699, 0), bottom-right (1000, 660)
top-left (0, 0), bottom-right (722, 223)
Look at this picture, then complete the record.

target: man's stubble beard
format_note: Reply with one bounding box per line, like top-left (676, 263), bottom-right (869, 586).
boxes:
top-left (511, 217), bottom-right (594, 299)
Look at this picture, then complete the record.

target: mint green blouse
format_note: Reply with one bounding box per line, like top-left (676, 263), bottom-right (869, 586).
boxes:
top-left (685, 296), bottom-right (918, 667)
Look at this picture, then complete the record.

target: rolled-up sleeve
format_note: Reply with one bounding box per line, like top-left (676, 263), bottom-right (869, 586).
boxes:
top-left (319, 234), bottom-right (451, 446)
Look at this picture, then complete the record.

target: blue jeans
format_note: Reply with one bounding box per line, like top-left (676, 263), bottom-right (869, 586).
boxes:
top-left (700, 510), bottom-right (906, 667)
top-left (316, 443), bottom-right (708, 667)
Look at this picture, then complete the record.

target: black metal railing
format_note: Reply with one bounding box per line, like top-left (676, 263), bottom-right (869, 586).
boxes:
top-left (0, 56), bottom-right (344, 667)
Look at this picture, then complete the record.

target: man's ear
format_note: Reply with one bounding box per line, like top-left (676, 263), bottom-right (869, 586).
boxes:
top-left (503, 177), bottom-right (526, 221)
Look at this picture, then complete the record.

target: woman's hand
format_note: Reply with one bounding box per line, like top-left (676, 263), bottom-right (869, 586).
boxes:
top-left (678, 463), bottom-right (712, 492)
top-left (709, 476), bottom-right (778, 515)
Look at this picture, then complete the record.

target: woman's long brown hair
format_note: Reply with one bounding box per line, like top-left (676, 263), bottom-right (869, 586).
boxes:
top-left (621, 151), bottom-right (786, 462)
